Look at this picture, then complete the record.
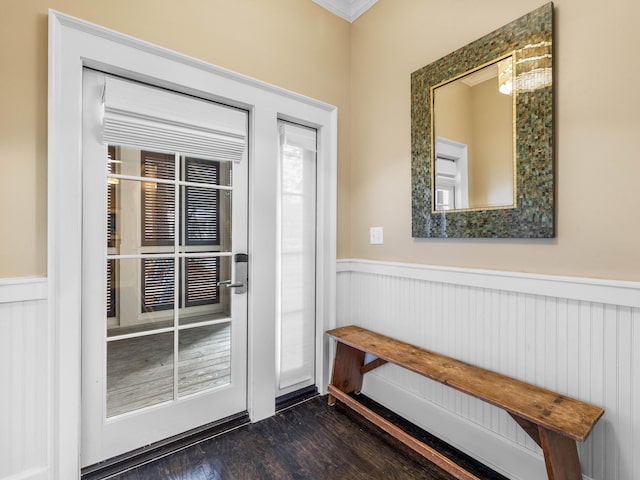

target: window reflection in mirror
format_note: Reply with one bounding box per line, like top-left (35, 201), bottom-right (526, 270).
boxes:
top-left (432, 55), bottom-right (515, 212)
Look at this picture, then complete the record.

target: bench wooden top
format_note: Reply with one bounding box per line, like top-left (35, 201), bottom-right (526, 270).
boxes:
top-left (327, 325), bottom-right (604, 442)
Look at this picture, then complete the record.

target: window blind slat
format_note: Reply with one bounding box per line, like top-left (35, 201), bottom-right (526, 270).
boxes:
top-left (141, 152), bottom-right (175, 246)
top-left (185, 257), bottom-right (219, 307)
top-left (106, 259), bottom-right (116, 318)
top-left (185, 158), bottom-right (219, 245)
top-left (107, 146), bottom-right (117, 248)
top-left (141, 258), bottom-right (175, 312)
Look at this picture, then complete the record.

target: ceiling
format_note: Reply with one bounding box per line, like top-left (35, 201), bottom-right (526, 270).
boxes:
top-left (312, 0), bottom-right (378, 22)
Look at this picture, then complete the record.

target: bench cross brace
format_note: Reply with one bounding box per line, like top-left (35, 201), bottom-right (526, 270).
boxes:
top-left (328, 336), bottom-right (588, 480)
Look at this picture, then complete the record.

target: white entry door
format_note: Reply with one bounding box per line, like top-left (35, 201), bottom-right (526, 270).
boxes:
top-left (81, 69), bottom-right (248, 467)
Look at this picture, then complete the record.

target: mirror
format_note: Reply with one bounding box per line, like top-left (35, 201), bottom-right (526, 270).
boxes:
top-left (411, 3), bottom-right (554, 238)
top-left (432, 55), bottom-right (515, 212)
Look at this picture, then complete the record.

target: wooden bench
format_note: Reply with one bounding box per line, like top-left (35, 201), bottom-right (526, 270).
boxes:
top-left (327, 325), bottom-right (604, 480)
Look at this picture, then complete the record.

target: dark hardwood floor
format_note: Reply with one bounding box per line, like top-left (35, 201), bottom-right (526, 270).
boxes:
top-left (108, 395), bottom-right (506, 480)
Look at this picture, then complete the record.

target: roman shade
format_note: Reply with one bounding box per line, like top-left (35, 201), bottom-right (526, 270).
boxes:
top-left (279, 122), bottom-right (317, 152)
top-left (103, 76), bottom-right (247, 162)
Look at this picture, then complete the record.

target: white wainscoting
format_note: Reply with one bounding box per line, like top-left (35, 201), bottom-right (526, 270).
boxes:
top-left (336, 259), bottom-right (640, 480)
top-left (0, 278), bottom-right (49, 480)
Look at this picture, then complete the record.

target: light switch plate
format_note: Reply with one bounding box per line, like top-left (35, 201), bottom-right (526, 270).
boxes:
top-left (369, 226), bottom-right (384, 245)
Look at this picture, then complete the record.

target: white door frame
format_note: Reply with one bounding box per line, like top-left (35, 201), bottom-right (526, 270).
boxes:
top-left (48, 10), bottom-right (337, 478)
top-left (435, 137), bottom-right (469, 210)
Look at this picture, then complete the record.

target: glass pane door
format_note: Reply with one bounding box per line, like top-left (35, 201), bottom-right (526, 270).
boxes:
top-left (82, 69), bottom-right (248, 467)
top-left (105, 147), bottom-right (234, 417)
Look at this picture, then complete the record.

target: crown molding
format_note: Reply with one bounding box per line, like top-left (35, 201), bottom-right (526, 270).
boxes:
top-left (312, 0), bottom-right (378, 23)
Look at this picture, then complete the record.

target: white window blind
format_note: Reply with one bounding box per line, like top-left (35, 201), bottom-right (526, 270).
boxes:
top-left (103, 75), bottom-right (247, 162)
top-left (276, 121), bottom-right (317, 396)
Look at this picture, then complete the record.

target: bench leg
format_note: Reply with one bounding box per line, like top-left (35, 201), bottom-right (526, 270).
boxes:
top-left (328, 342), bottom-right (365, 406)
top-left (510, 414), bottom-right (582, 480)
top-left (539, 428), bottom-right (582, 480)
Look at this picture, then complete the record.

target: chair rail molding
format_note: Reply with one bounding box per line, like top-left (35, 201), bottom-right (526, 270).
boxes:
top-left (337, 259), bottom-right (640, 309)
top-left (0, 277), bottom-right (48, 304)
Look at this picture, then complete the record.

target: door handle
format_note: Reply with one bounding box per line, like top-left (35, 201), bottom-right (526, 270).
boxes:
top-left (217, 280), bottom-right (245, 288)
top-left (217, 254), bottom-right (248, 294)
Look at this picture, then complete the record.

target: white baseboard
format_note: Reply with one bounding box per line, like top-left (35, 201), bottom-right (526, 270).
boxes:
top-left (1, 467), bottom-right (49, 480)
top-left (362, 373), bottom-right (547, 480)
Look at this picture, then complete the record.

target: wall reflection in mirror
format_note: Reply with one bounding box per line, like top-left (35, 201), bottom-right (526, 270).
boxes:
top-left (432, 55), bottom-right (515, 212)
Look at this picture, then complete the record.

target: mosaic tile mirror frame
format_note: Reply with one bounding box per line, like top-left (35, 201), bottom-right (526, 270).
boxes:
top-left (411, 3), bottom-right (554, 238)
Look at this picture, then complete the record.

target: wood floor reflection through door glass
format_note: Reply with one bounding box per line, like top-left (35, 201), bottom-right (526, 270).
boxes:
top-left (107, 324), bottom-right (231, 417)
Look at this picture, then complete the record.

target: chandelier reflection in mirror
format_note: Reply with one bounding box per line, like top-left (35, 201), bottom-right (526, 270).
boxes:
top-left (499, 41), bottom-right (552, 95)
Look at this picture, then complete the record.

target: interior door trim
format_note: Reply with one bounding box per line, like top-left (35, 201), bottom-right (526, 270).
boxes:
top-left (49, 10), bottom-right (337, 478)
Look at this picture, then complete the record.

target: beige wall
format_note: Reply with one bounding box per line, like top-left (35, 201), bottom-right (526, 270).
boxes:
top-left (350, 0), bottom-right (640, 281)
top-left (470, 78), bottom-right (513, 208)
top-left (3, 0), bottom-right (640, 281)
top-left (434, 80), bottom-right (474, 149)
top-left (0, 0), bottom-right (351, 278)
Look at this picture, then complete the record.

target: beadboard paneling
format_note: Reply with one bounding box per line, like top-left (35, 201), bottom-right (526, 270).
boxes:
top-left (336, 260), bottom-right (640, 480)
top-left (0, 279), bottom-right (49, 480)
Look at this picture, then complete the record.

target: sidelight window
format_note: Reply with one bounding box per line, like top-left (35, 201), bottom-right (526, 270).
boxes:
top-left (276, 120), bottom-right (318, 397)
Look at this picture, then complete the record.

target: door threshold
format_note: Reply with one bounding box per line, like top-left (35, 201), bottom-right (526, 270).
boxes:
top-left (81, 411), bottom-right (250, 480)
top-left (275, 385), bottom-right (319, 412)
